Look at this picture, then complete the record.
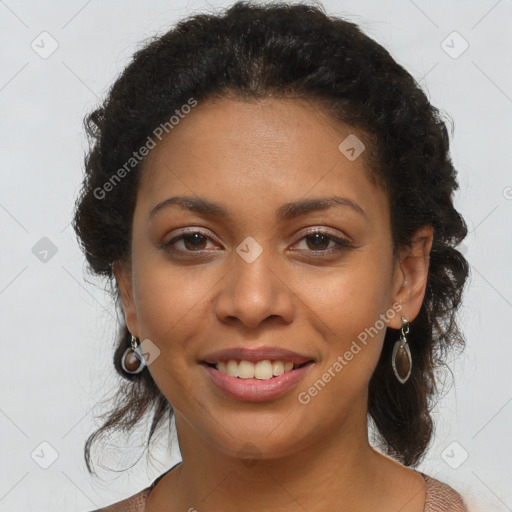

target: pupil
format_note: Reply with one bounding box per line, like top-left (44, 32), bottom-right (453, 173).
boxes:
top-left (185, 233), bottom-right (205, 250)
top-left (308, 233), bottom-right (328, 250)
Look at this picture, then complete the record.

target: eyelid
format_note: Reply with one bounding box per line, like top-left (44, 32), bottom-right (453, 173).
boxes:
top-left (297, 226), bottom-right (352, 243)
top-left (163, 226), bottom-right (220, 246)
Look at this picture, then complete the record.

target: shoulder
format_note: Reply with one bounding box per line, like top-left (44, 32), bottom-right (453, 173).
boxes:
top-left (421, 473), bottom-right (469, 511)
top-left (86, 486), bottom-right (151, 512)
top-left (85, 462), bottom-right (180, 512)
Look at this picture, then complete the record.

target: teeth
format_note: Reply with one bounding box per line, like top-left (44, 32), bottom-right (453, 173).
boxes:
top-left (272, 360), bottom-right (284, 376)
top-left (238, 360), bottom-right (255, 379)
top-left (226, 360), bottom-right (238, 377)
top-left (254, 360), bottom-right (273, 380)
top-left (214, 359), bottom-right (302, 380)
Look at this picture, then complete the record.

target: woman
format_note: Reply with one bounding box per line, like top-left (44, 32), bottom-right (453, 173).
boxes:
top-left (73, 1), bottom-right (470, 510)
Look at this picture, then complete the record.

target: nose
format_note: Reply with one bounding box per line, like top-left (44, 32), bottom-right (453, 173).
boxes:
top-left (213, 246), bottom-right (295, 330)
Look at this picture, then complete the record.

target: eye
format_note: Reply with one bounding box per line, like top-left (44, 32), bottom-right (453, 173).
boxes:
top-left (291, 229), bottom-right (354, 255)
top-left (163, 229), bottom-right (219, 253)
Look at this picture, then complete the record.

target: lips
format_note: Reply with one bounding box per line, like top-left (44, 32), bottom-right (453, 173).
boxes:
top-left (201, 361), bottom-right (314, 402)
top-left (199, 346), bottom-right (315, 402)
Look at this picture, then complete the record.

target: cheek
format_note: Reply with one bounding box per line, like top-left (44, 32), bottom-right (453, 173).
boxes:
top-left (132, 263), bottom-right (203, 404)
top-left (297, 276), bottom-right (388, 420)
top-left (130, 258), bottom-right (219, 405)
top-left (300, 254), bottom-right (391, 383)
top-left (301, 253), bottom-right (391, 331)
top-left (131, 253), bottom-right (212, 340)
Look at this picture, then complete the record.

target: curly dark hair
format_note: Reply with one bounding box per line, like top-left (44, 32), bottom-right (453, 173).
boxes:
top-left (72, 0), bottom-right (470, 475)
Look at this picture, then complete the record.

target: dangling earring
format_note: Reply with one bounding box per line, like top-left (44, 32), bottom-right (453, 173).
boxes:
top-left (121, 334), bottom-right (146, 374)
top-left (392, 316), bottom-right (412, 384)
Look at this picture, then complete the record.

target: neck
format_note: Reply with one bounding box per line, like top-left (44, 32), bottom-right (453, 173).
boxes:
top-left (166, 400), bottom-right (391, 512)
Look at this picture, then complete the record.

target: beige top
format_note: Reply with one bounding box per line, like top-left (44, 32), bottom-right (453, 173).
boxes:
top-left (90, 469), bottom-right (468, 511)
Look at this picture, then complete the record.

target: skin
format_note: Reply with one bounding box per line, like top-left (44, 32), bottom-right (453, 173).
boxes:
top-left (114, 97), bottom-right (434, 512)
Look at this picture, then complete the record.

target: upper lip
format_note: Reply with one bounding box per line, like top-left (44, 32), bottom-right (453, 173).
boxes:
top-left (201, 346), bottom-right (314, 365)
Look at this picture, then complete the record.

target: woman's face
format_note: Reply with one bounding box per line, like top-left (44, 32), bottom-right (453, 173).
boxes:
top-left (115, 97), bottom-right (426, 460)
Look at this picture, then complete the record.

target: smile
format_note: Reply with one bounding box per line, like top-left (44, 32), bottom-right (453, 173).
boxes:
top-left (205, 359), bottom-right (310, 380)
top-left (201, 359), bottom-right (315, 402)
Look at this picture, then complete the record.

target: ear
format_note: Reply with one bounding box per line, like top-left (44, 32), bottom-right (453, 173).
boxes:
top-left (112, 260), bottom-right (139, 336)
top-left (387, 225), bottom-right (434, 329)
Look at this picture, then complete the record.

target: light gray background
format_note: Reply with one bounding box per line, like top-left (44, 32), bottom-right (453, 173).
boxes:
top-left (1, 1), bottom-right (511, 511)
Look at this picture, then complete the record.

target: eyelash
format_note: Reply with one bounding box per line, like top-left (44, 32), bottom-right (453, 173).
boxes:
top-left (162, 227), bottom-right (354, 257)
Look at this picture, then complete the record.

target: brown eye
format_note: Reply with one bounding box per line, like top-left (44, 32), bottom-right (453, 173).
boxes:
top-left (304, 233), bottom-right (332, 251)
top-left (293, 229), bottom-right (354, 255)
top-left (163, 230), bottom-right (218, 253)
top-left (181, 233), bottom-right (208, 250)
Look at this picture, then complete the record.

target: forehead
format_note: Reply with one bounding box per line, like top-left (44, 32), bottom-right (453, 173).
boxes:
top-left (136, 97), bottom-right (389, 225)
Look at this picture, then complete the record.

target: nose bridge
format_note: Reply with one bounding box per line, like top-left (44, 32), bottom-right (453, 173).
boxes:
top-left (215, 236), bottom-right (294, 328)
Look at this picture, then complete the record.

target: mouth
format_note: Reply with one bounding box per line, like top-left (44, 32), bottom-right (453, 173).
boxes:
top-left (201, 359), bottom-right (314, 380)
top-left (200, 358), bottom-right (315, 402)
top-left (199, 346), bottom-right (315, 401)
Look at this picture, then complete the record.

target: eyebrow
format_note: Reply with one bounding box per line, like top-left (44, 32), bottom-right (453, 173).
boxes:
top-left (148, 195), bottom-right (367, 222)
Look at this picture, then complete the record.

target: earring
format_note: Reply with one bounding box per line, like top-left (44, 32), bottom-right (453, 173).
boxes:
top-left (121, 334), bottom-right (146, 374)
top-left (392, 316), bottom-right (412, 384)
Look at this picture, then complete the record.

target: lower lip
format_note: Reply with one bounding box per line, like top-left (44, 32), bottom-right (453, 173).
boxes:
top-left (201, 362), bottom-right (314, 402)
